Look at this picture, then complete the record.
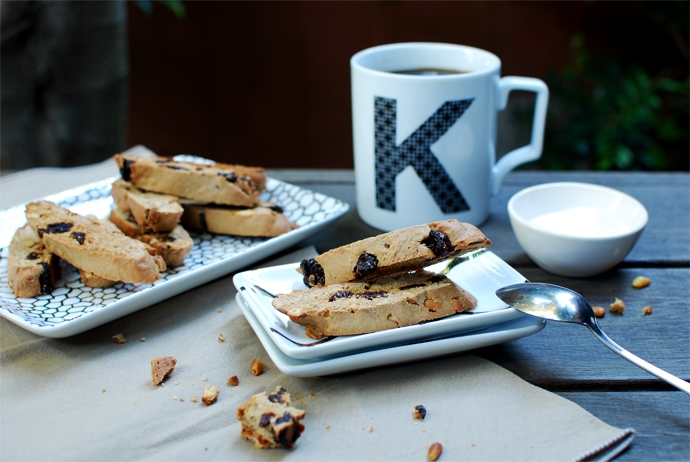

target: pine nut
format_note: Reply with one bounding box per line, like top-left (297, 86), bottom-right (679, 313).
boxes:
top-left (428, 442), bottom-right (443, 461)
top-left (250, 358), bottom-right (264, 376)
top-left (632, 276), bottom-right (650, 288)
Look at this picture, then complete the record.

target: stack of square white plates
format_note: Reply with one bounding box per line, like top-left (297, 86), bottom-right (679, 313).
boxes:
top-left (233, 250), bottom-right (545, 377)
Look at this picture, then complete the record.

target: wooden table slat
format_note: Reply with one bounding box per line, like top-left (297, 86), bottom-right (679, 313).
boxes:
top-left (557, 391), bottom-right (690, 461)
top-left (287, 171), bottom-right (690, 266)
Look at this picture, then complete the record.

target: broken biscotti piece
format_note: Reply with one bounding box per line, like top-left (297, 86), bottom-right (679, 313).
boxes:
top-left (202, 385), bottom-right (220, 405)
top-left (150, 355), bottom-right (177, 385)
top-left (111, 179), bottom-right (183, 233)
top-left (180, 200), bottom-right (296, 237)
top-left (237, 386), bottom-right (306, 449)
top-left (272, 270), bottom-right (476, 339)
top-left (108, 208), bottom-right (193, 267)
top-left (25, 201), bottom-right (166, 284)
top-left (7, 224), bottom-right (58, 298)
top-left (114, 153), bottom-right (265, 207)
top-left (299, 219), bottom-right (491, 288)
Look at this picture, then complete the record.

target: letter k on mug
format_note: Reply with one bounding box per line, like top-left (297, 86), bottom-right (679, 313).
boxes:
top-left (351, 42), bottom-right (549, 231)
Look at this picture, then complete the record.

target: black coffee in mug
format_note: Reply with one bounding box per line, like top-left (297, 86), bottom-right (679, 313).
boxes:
top-left (390, 68), bottom-right (468, 76)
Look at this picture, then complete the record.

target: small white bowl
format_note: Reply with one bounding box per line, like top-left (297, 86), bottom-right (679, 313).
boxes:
top-left (507, 182), bottom-right (648, 277)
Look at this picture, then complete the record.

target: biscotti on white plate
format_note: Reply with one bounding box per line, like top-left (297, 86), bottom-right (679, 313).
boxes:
top-left (7, 224), bottom-right (58, 298)
top-left (110, 179), bottom-right (183, 233)
top-left (272, 270), bottom-right (477, 338)
top-left (299, 219), bottom-right (491, 288)
top-left (180, 200), bottom-right (296, 237)
top-left (270, 219), bottom-right (491, 338)
top-left (108, 208), bottom-right (193, 267)
top-left (114, 153), bottom-right (265, 207)
top-left (25, 201), bottom-right (166, 284)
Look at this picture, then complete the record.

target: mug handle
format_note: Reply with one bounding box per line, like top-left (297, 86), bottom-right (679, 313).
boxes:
top-left (491, 76), bottom-right (549, 195)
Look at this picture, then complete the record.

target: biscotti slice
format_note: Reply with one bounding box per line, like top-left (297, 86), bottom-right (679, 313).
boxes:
top-left (108, 208), bottom-right (193, 266)
top-left (180, 200), bottom-right (296, 237)
top-left (139, 225), bottom-right (193, 267)
top-left (237, 386), bottom-right (306, 449)
top-left (111, 179), bottom-right (183, 233)
top-left (273, 270), bottom-right (476, 339)
top-left (299, 219), bottom-right (491, 288)
top-left (107, 208), bottom-right (140, 238)
top-left (114, 153), bottom-right (265, 207)
top-left (25, 201), bottom-right (166, 284)
top-left (7, 224), bottom-right (58, 298)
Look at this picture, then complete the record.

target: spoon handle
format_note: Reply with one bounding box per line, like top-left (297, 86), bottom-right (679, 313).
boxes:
top-left (586, 322), bottom-right (690, 394)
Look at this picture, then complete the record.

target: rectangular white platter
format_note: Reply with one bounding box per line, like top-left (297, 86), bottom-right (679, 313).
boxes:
top-left (0, 176), bottom-right (349, 338)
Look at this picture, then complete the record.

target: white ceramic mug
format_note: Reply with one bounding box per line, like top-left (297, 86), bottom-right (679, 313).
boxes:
top-left (350, 42), bottom-right (549, 231)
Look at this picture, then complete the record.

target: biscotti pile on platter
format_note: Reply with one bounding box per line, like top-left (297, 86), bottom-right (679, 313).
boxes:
top-left (113, 152), bottom-right (296, 239)
top-left (7, 151), bottom-right (296, 298)
top-left (271, 219), bottom-right (492, 339)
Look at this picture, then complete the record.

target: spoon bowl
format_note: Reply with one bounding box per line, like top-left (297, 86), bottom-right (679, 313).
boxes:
top-left (496, 283), bottom-right (690, 394)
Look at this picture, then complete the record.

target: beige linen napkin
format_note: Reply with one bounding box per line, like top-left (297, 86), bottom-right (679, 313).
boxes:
top-left (0, 145), bottom-right (154, 209)
top-left (0, 156), bottom-right (118, 209)
top-left (0, 162), bottom-right (633, 461)
top-left (0, 246), bottom-right (634, 461)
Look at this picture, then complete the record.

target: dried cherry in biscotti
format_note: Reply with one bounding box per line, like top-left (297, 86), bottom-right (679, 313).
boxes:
top-left (268, 387), bottom-right (288, 404)
top-left (38, 262), bottom-right (53, 294)
top-left (300, 258), bottom-right (325, 287)
top-left (38, 222), bottom-right (73, 237)
top-left (329, 290), bottom-right (354, 302)
top-left (268, 204), bottom-right (284, 214)
top-left (165, 165), bottom-right (187, 171)
top-left (422, 230), bottom-right (453, 257)
top-left (120, 158), bottom-right (135, 181)
top-left (27, 252), bottom-right (41, 260)
top-left (354, 252), bottom-right (378, 278)
top-left (259, 413), bottom-right (274, 427)
top-left (218, 171), bottom-right (238, 183)
top-left (274, 412), bottom-right (301, 447)
top-left (356, 290), bottom-right (387, 300)
top-left (70, 232), bottom-right (86, 245)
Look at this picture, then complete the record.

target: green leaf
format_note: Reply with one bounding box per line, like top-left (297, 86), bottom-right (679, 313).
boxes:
top-left (161, 1), bottom-right (186, 19)
top-left (614, 145), bottom-right (634, 169)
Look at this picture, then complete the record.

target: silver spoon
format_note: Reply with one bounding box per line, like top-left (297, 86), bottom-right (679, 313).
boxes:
top-left (496, 282), bottom-right (690, 394)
